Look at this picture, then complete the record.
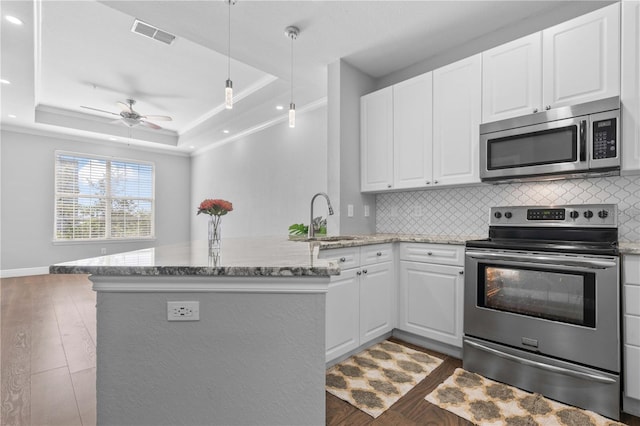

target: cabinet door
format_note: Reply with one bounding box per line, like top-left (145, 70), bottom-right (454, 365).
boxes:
top-left (398, 261), bottom-right (464, 348)
top-left (623, 255), bottom-right (640, 401)
top-left (482, 33), bottom-right (542, 123)
top-left (433, 54), bottom-right (482, 186)
top-left (393, 72), bottom-right (433, 189)
top-left (360, 262), bottom-right (395, 342)
top-left (326, 269), bottom-right (360, 362)
top-left (361, 87), bottom-right (393, 192)
top-left (542, 3), bottom-right (620, 109)
top-left (622, 0), bottom-right (640, 173)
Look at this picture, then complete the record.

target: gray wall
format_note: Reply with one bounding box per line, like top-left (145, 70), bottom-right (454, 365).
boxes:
top-left (95, 283), bottom-right (326, 425)
top-left (327, 59), bottom-right (377, 235)
top-left (190, 106), bottom-right (328, 240)
top-left (0, 129), bottom-right (191, 273)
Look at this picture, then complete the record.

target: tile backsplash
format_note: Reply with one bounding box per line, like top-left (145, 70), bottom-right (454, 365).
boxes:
top-left (376, 175), bottom-right (640, 242)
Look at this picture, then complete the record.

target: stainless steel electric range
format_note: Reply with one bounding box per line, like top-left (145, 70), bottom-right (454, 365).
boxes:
top-left (464, 204), bottom-right (620, 420)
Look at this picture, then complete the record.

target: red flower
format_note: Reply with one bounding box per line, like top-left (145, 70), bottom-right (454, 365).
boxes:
top-left (197, 198), bottom-right (233, 216)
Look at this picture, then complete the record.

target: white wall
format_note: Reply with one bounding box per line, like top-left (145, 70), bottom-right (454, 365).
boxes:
top-left (0, 129), bottom-right (191, 274)
top-left (190, 105), bottom-right (328, 240)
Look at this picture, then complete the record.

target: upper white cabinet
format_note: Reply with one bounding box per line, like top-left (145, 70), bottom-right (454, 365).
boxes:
top-left (482, 3), bottom-right (620, 123)
top-left (433, 54), bottom-right (482, 186)
top-left (393, 73), bottom-right (434, 189)
top-left (482, 33), bottom-right (543, 123)
top-left (361, 74), bottom-right (432, 192)
top-left (361, 87), bottom-right (393, 192)
top-left (622, 0), bottom-right (640, 174)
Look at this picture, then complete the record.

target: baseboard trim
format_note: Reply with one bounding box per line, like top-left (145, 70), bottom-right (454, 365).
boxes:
top-left (392, 329), bottom-right (462, 359)
top-left (0, 266), bottom-right (50, 278)
top-left (623, 394), bottom-right (640, 417)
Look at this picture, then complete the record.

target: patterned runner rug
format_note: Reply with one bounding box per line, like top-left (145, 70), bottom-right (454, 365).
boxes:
top-left (326, 340), bottom-right (443, 418)
top-left (426, 368), bottom-right (624, 425)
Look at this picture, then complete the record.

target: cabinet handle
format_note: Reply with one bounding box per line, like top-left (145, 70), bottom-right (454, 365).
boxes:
top-left (545, 105), bottom-right (551, 110)
top-left (459, 270), bottom-right (464, 275)
top-left (357, 271), bottom-right (362, 276)
top-left (376, 252), bottom-right (382, 256)
top-left (434, 180), bottom-right (439, 184)
top-left (339, 257), bottom-right (346, 262)
top-left (427, 251), bottom-right (433, 255)
top-left (362, 269), bottom-right (368, 274)
top-left (387, 184), bottom-right (392, 188)
top-left (426, 181), bottom-right (431, 185)
top-left (533, 108), bottom-right (539, 113)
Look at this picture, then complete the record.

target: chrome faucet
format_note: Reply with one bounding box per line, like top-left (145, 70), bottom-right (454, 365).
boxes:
top-left (309, 192), bottom-right (334, 238)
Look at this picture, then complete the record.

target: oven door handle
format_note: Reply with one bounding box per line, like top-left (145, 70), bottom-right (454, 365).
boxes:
top-left (465, 340), bottom-right (617, 384)
top-left (465, 250), bottom-right (617, 269)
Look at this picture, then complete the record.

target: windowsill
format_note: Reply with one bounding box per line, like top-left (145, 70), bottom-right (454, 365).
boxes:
top-left (52, 238), bottom-right (156, 246)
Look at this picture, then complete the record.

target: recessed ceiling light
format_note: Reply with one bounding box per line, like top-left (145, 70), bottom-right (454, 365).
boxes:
top-left (0, 79), bottom-right (10, 85)
top-left (109, 137), bottom-right (117, 141)
top-left (8, 114), bottom-right (17, 118)
top-left (189, 145), bottom-right (195, 149)
top-left (5, 15), bottom-right (23, 25)
top-left (276, 105), bottom-right (284, 110)
top-left (222, 130), bottom-right (230, 134)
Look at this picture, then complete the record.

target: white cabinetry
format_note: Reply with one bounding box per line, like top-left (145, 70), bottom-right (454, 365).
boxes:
top-left (360, 73), bottom-right (432, 192)
top-left (622, 0), bottom-right (640, 174)
top-left (360, 87), bottom-right (393, 192)
top-left (398, 243), bottom-right (465, 348)
top-left (321, 244), bottom-right (395, 362)
top-left (482, 33), bottom-right (542, 122)
top-left (433, 54), bottom-right (482, 186)
top-left (482, 3), bottom-right (620, 123)
top-left (623, 254), bottom-right (640, 416)
top-left (393, 73), bottom-right (433, 189)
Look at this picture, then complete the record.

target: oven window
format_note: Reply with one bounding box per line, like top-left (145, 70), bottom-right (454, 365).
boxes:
top-left (487, 126), bottom-right (577, 170)
top-left (477, 264), bottom-right (595, 327)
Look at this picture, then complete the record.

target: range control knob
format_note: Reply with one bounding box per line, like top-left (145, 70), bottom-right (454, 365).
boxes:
top-left (598, 210), bottom-right (609, 219)
top-left (569, 211), bottom-right (579, 219)
top-left (494, 212), bottom-right (502, 219)
top-left (504, 212), bottom-right (513, 219)
top-left (584, 210), bottom-right (594, 219)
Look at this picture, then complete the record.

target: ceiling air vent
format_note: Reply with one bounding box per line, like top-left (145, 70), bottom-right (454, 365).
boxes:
top-left (131, 19), bottom-right (176, 45)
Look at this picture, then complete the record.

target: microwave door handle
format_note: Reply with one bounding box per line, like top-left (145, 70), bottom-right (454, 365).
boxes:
top-left (579, 119), bottom-right (587, 162)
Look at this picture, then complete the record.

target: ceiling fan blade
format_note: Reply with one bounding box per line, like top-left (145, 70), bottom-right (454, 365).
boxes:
top-left (81, 106), bottom-right (120, 116)
top-left (117, 101), bottom-right (132, 113)
top-left (141, 115), bottom-right (172, 121)
top-left (139, 120), bottom-right (162, 130)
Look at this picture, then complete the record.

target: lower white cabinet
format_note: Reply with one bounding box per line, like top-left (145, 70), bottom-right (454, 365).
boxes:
top-left (623, 254), bottom-right (640, 414)
top-left (321, 244), bottom-right (395, 362)
top-left (398, 243), bottom-right (465, 348)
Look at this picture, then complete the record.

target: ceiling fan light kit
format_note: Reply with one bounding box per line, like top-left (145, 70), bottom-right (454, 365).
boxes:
top-left (285, 26), bottom-right (299, 128)
top-left (81, 98), bottom-right (172, 130)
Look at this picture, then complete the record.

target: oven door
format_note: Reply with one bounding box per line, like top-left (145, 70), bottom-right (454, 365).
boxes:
top-left (464, 248), bottom-right (619, 372)
top-left (480, 116), bottom-right (589, 181)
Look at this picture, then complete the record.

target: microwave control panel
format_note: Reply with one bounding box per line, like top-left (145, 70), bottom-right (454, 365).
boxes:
top-left (592, 118), bottom-right (617, 159)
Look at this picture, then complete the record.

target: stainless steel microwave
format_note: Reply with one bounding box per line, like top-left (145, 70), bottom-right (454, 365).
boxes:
top-left (480, 97), bottom-right (620, 182)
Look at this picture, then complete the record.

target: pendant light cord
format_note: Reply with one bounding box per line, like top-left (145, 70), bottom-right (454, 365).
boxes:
top-left (290, 35), bottom-right (294, 104)
top-left (227, 0), bottom-right (231, 80)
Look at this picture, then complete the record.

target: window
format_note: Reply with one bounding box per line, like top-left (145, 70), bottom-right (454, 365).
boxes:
top-left (54, 152), bottom-right (154, 241)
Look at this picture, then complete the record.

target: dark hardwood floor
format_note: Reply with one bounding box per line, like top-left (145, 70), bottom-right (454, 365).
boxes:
top-left (2, 274), bottom-right (639, 425)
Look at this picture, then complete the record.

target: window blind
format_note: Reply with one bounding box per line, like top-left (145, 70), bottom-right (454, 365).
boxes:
top-left (54, 152), bottom-right (154, 241)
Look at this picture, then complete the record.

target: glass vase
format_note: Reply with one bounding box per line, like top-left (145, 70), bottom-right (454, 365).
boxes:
top-left (208, 215), bottom-right (222, 253)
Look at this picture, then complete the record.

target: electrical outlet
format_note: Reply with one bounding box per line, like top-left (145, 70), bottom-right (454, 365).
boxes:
top-left (100, 247), bottom-right (107, 255)
top-left (364, 205), bottom-right (370, 217)
top-left (347, 204), bottom-right (354, 217)
top-left (167, 301), bottom-right (200, 321)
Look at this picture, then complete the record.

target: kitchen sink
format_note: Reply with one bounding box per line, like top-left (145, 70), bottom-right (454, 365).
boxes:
top-left (305, 235), bottom-right (360, 242)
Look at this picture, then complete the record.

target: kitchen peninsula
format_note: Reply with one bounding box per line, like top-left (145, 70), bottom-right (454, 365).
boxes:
top-left (50, 237), bottom-right (339, 426)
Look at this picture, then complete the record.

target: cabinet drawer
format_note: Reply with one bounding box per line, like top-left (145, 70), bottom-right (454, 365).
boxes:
top-left (624, 255), bottom-right (640, 286)
top-left (360, 244), bottom-right (393, 266)
top-left (626, 315), bottom-right (640, 347)
top-left (626, 285), bottom-right (640, 316)
top-left (625, 345), bottom-right (640, 400)
top-left (399, 243), bottom-right (464, 266)
top-left (318, 247), bottom-right (359, 270)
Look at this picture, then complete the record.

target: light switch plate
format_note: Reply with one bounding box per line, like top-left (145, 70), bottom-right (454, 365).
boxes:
top-left (347, 204), bottom-right (354, 217)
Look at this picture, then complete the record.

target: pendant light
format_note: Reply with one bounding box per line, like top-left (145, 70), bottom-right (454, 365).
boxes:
top-left (225, 0), bottom-right (235, 109)
top-left (285, 26), bottom-right (299, 128)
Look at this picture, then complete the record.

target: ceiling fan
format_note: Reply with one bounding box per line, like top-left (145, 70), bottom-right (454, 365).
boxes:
top-left (81, 99), bottom-right (172, 130)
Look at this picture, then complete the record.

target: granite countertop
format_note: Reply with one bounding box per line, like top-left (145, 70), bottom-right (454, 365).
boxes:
top-left (50, 236), bottom-right (341, 277)
top-left (313, 233), bottom-right (481, 249)
top-left (619, 242), bottom-right (640, 255)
